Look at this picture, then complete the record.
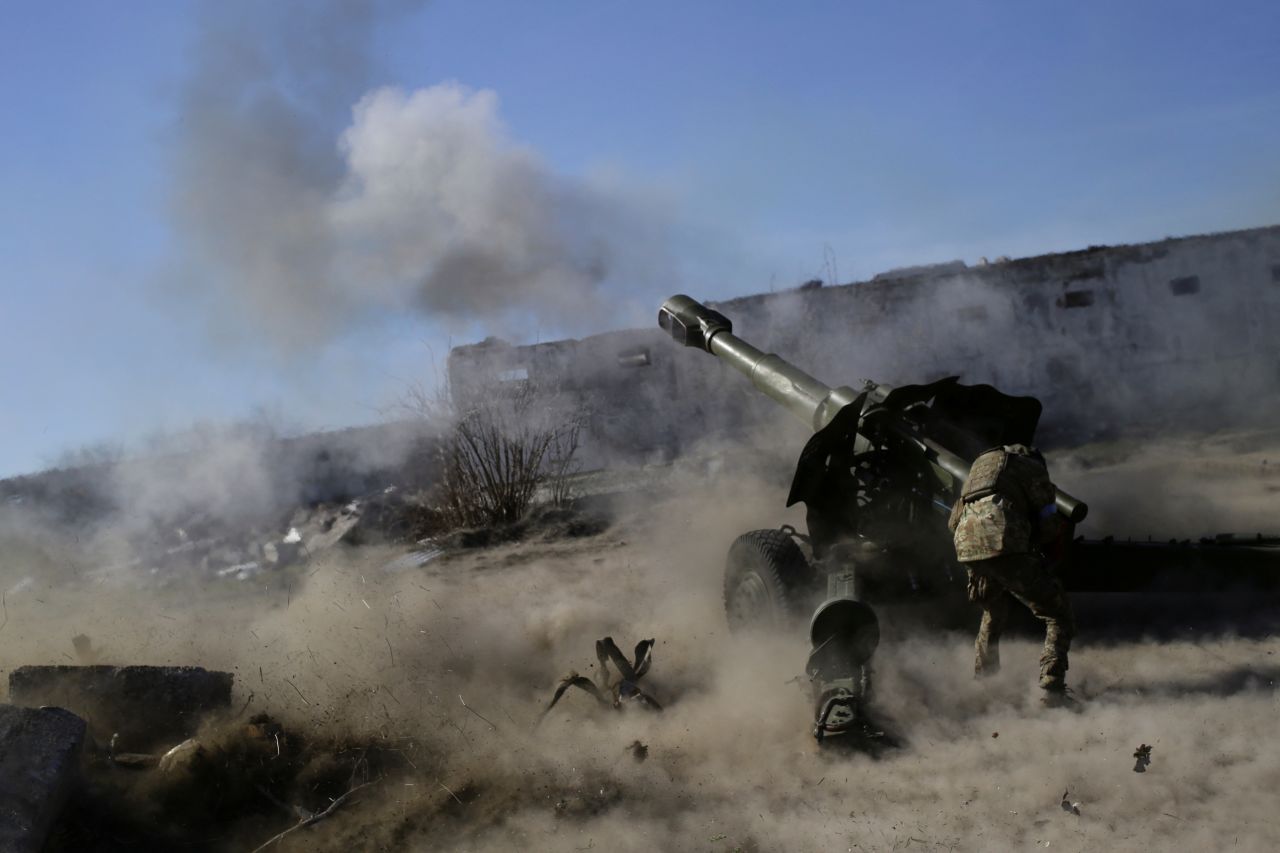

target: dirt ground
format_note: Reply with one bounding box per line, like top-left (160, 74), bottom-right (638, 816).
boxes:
top-left (2, 439), bottom-right (1280, 851)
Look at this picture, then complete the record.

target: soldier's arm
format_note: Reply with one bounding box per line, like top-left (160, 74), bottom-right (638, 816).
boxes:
top-left (1036, 501), bottom-right (1065, 544)
top-left (1023, 463), bottom-right (1064, 545)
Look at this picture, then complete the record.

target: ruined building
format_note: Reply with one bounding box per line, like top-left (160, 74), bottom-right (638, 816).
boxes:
top-left (448, 225), bottom-right (1280, 468)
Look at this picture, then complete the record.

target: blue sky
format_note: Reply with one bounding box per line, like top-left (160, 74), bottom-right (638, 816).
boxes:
top-left (2, 0), bottom-right (1277, 477)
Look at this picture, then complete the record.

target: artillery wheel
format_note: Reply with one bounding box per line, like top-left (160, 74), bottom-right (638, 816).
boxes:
top-left (724, 529), bottom-right (816, 632)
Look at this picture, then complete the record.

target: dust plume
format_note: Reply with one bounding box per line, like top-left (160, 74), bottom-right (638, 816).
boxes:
top-left (713, 235), bottom-right (1280, 450)
top-left (1052, 427), bottom-right (1280, 538)
top-left (0, 417), bottom-right (433, 590)
top-left (171, 0), bottom-right (666, 347)
top-left (4, 459), bottom-right (1279, 851)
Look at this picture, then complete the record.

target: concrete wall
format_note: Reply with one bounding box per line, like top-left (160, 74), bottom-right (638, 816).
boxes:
top-left (447, 329), bottom-right (685, 470)
top-left (449, 225), bottom-right (1280, 464)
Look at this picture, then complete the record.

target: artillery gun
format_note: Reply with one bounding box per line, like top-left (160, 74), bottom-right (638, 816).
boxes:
top-left (658, 293), bottom-right (1280, 744)
top-left (658, 294), bottom-right (1093, 738)
top-left (659, 294), bottom-right (1280, 739)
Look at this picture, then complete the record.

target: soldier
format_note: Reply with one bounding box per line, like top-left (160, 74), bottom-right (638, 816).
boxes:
top-left (949, 444), bottom-right (1075, 706)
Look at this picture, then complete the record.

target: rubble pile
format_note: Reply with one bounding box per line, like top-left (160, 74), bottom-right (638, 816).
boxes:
top-left (68, 486), bottom-right (427, 586)
top-left (0, 665), bottom-right (408, 851)
top-left (46, 712), bottom-right (403, 852)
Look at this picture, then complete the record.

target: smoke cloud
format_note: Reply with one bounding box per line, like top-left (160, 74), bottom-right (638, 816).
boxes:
top-left (331, 85), bottom-right (614, 323)
top-left (171, 0), bottom-right (653, 348)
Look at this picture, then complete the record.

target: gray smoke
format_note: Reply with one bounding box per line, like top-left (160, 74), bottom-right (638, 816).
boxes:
top-left (171, 0), bottom-right (645, 347)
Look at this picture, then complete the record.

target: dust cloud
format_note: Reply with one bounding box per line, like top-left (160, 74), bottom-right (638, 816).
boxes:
top-left (1052, 428), bottom-right (1280, 538)
top-left (0, 419), bottom-right (432, 590)
top-left (3, 457), bottom-right (1279, 851)
top-left (721, 254), bottom-right (1280, 448)
top-left (171, 0), bottom-right (669, 347)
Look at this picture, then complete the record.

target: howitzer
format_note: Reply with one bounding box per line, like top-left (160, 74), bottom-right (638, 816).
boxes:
top-left (659, 294), bottom-right (1089, 740)
top-left (659, 294), bottom-right (1280, 740)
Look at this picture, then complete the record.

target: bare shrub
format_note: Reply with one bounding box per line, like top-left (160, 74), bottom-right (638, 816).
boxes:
top-left (405, 375), bottom-right (585, 531)
top-left (544, 406), bottom-right (584, 509)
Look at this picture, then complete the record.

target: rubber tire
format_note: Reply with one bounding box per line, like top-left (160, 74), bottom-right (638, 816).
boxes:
top-left (724, 529), bottom-right (816, 632)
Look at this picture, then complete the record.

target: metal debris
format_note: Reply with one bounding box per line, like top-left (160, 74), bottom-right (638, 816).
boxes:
top-left (216, 561), bottom-right (263, 581)
top-left (106, 732), bottom-right (158, 768)
top-left (1060, 790), bottom-right (1081, 815)
top-left (536, 637), bottom-right (662, 728)
top-left (248, 779), bottom-right (376, 853)
top-left (382, 541), bottom-right (445, 572)
top-left (157, 738), bottom-right (207, 776)
top-left (262, 539), bottom-right (303, 568)
top-left (109, 751), bottom-right (159, 769)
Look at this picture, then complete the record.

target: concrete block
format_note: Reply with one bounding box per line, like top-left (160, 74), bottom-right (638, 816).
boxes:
top-left (0, 704), bottom-right (86, 853)
top-left (7, 665), bottom-right (232, 751)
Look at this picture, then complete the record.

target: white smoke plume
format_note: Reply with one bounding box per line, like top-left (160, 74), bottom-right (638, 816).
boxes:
top-left (329, 84), bottom-right (615, 324)
top-left (172, 1), bottom-right (647, 347)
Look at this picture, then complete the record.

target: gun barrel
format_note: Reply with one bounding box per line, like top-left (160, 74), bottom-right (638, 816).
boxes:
top-left (659, 294), bottom-right (860, 431)
top-left (710, 332), bottom-right (868, 432)
top-left (658, 294), bottom-right (1088, 523)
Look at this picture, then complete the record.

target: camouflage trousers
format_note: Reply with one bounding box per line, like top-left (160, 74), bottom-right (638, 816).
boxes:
top-left (966, 553), bottom-right (1075, 690)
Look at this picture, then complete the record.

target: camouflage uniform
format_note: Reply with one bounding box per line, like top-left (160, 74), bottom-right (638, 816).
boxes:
top-left (950, 445), bottom-right (1074, 693)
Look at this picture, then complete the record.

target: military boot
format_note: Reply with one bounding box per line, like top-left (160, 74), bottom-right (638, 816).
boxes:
top-left (1039, 684), bottom-right (1080, 711)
